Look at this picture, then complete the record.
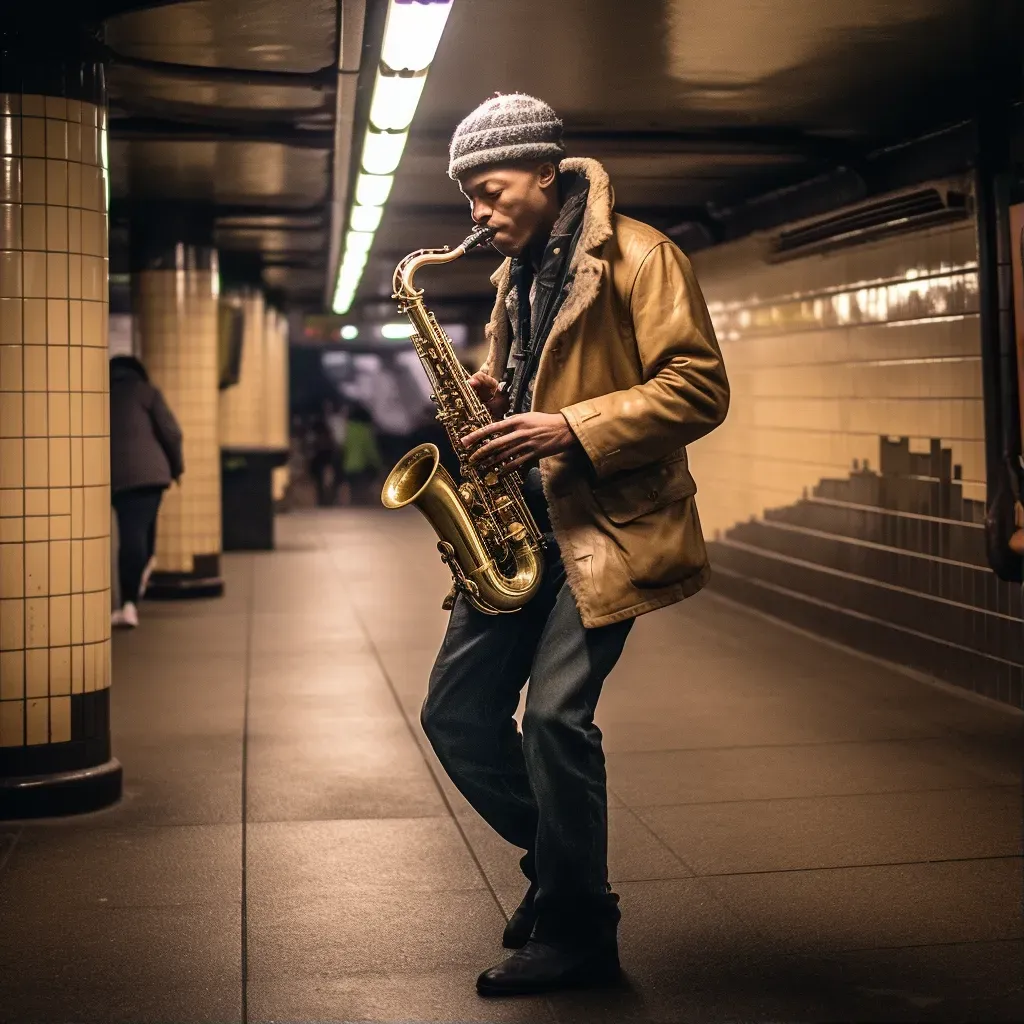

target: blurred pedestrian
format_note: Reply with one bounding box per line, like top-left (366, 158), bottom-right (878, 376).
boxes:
top-left (109, 356), bottom-right (184, 628)
top-left (342, 402), bottom-right (383, 505)
top-left (309, 398), bottom-right (344, 506)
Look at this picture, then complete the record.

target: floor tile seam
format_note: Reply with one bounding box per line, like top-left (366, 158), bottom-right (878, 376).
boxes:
top-left (244, 813), bottom-right (452, 824)
top-left (612, 796), bottom-right (699, 878)
top-left (604, 735), bottom-right (952, 755)
top-left (244, 816), bottom-right (468, 829)
top-left (241, 553), bottom-right (257, 1024)
top-left (320, 527), bottom-right (515, 923)
top-left (244, 882), bottom-right (501, 900)
top-left (817, 936), bottom-right (1024, 956)
top-left (619, 782), bottom-right (1023, 810)
top-left (2, 898), bottom-right (247, 912)
top-left (691, 852), bottom-right (1024, 879)
top-left (11, 824), bottom-right (246, 847)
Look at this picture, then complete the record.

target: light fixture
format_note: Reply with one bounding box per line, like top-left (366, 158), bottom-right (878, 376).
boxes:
top-left (361, 127), bottom-right (409, 176)
top-left (380, 0), bottom-right (454, 72)
top-left (380, 322), bottom-right (417, 339)
top-left (369, 73), bottom-right (428, 132)
top-left (341, 325), bottom-right (359, 340)
top-left (355, 172), bottom-right (394, 207)
top-left (345, 229), bottom-right (376, 257)
top-left (350, 205), bottom-right (383, 232)
top-left (332, 0), bottom-right (456, 315)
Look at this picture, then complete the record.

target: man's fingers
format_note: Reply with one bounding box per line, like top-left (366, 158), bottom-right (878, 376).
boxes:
top-left (468, 431), bottom-right (522, 464)
top-left (461, 416), bottom-right (520, 448)
top-left (473, 436), bottom-right (535, 470)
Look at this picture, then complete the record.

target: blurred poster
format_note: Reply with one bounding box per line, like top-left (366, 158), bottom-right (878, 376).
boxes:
top-left (108, 313), bottom-right (134, 357)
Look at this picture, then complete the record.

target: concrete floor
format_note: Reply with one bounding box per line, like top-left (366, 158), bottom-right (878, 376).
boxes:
top-left (1, 508), bottom-right (1022, 1023)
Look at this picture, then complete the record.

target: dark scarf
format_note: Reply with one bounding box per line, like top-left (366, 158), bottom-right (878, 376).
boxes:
top-left (502, 171), bottom-right (590, 415)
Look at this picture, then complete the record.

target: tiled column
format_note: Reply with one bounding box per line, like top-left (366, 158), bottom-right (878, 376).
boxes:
top-left (219, 288), bottom-right (266, 447)
top-left (134, 243), bottom-right (224, 598)
top-left (0, 50), bottom-right (122, 816)
top-left (264, 307), bottom-right (290, 503)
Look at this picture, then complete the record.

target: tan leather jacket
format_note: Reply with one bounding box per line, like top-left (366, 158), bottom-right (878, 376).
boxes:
top-left (480, 157), bottom-right (730, 628)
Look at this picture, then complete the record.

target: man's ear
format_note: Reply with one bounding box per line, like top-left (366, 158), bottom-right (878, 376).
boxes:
top-left (536, 161), bottom-right (558, 189)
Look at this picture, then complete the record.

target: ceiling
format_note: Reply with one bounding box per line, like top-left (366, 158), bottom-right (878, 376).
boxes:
top-left (92, 0), bottom-right (1017, 317)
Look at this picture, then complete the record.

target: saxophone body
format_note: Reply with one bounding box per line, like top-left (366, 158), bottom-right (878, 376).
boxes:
top-left (381, 226), bottom-right (545, 615)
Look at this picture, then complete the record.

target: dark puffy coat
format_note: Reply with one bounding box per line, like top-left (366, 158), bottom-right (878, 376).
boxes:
top-left (109, 356), bottom-right (184, 495)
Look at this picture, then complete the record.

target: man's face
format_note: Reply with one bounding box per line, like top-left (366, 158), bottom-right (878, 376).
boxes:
top-left (458, 162), bottom-right (557, 258)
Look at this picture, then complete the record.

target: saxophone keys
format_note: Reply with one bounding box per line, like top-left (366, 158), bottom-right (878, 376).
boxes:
top-left (483, 471), bottom-right (499, 487)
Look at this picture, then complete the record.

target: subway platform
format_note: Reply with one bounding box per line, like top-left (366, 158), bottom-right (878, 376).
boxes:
top-left (0, 509), bottom-right (1021, 1024)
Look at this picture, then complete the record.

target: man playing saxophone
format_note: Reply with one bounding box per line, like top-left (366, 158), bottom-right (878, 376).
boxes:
top-left (419, 93), bottom-right (730, 996)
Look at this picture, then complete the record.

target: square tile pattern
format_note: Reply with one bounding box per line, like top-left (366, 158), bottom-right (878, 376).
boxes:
top-left (687, 210), bottom-right (1023, 706)
top-left (0, 93), bottom-right (111, 749)
top-left (219, 290), bottom-right (288, 452)
top-left (136, 269), bottom-right (221, 572)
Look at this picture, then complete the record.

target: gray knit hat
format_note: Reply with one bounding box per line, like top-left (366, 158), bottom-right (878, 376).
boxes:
top-left (448, 93), bottom-right (565, 181)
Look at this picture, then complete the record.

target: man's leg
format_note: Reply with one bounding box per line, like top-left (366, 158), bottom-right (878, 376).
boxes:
top-left (421, 550), bottom-right (562, 872)
top-left (112, 490), bottom-right (154, 606)
top-left (474, 573), bottom-right (634, 995)
top-left (523, 580), bottom-right (633, 946)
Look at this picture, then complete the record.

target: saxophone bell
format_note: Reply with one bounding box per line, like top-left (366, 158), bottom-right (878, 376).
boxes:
top-left (381, 443), bottom-right (541, 615)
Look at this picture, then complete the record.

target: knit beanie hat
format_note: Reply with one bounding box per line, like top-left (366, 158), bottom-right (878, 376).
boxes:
top-left (448, 93), bottom-right (565, 181)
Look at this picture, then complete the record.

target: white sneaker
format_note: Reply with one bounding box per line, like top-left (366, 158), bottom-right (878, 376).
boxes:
top-left (139, 557), bottom-right (156, 599)
top-left (112, 602), bottom-right (139, 629)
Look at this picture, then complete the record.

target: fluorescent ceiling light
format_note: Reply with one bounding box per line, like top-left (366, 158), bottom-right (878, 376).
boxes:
top-left (380, 322), bottom-right (417, 339)
top-left (362, 128), bottom-right (409, 175)
top-left (332, 0), bottom-right (457, 317)
top-left (355, 172), bottom-right (394, 207)
top-left (369, 73), bottom-right (428, 132)
top-left (345, 229), bottom-right (375, 257)
top-left (381, 0), bottom-right (454, 72)
top-left (334, 287), bottom-right (357, 315)
top-left (350, 205), bottom-right (383, 232)
top-left (341, 325), bottom-right (359, 340)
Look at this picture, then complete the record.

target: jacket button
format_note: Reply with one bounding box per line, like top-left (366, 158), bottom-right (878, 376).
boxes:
top-left (648, 488), bottom-right (659, 500)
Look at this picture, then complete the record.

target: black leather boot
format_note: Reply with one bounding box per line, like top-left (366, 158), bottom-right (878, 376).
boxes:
top-left (477, 938), bottom-right (621, 996)
top-left (502, 883), bottom-right (537, 949)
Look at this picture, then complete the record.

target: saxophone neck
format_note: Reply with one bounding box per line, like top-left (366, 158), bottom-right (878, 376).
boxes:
top-left (393, 227), bottom-right (495, 300)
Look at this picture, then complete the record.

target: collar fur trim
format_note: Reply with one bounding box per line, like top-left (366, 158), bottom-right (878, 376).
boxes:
top-left (481, 157), bottom-right (614, 380)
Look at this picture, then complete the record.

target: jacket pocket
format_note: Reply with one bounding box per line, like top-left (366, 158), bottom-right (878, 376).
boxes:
top-left (591, 450), bottom-right (696, 524)
top-left (590, 450), bottom-right (705, 589)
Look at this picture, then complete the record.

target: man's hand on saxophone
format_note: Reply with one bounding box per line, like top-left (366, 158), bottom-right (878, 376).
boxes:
top-left (466, 370), bottom-right (510, 421)
top-left (460, 410), bottom-right (579, 475)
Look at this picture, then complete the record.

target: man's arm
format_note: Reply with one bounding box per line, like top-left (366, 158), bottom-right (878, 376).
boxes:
top-left (560, 241), bottom-right (729, 480)
top-left (149, 388), bottom-right (185, 480)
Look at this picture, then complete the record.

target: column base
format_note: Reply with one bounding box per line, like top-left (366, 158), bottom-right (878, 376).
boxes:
top-left (0, 759), bottom-right (123, 821)
top-left (144, 554), bottom-right (224, 600)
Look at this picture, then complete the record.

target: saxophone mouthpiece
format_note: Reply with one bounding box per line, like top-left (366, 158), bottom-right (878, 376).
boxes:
top-left (460, 225), bottom-right (496, 252)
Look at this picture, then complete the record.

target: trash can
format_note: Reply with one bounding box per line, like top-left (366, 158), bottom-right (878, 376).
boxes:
top-left (221, 447), bottom-right (289, 551)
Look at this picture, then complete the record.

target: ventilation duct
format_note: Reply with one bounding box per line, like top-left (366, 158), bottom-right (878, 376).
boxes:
top-left (767, 184), bottom-right (971, 262)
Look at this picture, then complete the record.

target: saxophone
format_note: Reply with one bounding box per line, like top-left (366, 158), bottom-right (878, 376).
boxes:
top-left (380, 225), bottom-right (545, 614)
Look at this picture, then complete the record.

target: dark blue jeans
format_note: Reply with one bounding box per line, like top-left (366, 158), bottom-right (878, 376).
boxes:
top-left (421, 468), bottom-right (633, 945)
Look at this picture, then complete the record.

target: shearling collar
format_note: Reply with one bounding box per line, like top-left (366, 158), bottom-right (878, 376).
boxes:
top-left (482, 157), bottom-right (614, 380)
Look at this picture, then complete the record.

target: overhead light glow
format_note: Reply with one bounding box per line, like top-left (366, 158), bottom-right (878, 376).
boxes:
top-left (381, 322), bottom-right (417, 339)
top-left (361, 128), bottom-right (409, 175)
top-left (381, 0), bottom-right (454, 72)
top-left (350, 205), bottom-right (383, 232)
top-left (355, 172), bottom-right (394, 207)
top-left (345, 229), bottom-right (376, 257)
top-left (341, 325), bottom-right (359, 340)
top-left (332, 1), bottom-right (456, 315)
top-left (369, 73), bottom-right (428, 132)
